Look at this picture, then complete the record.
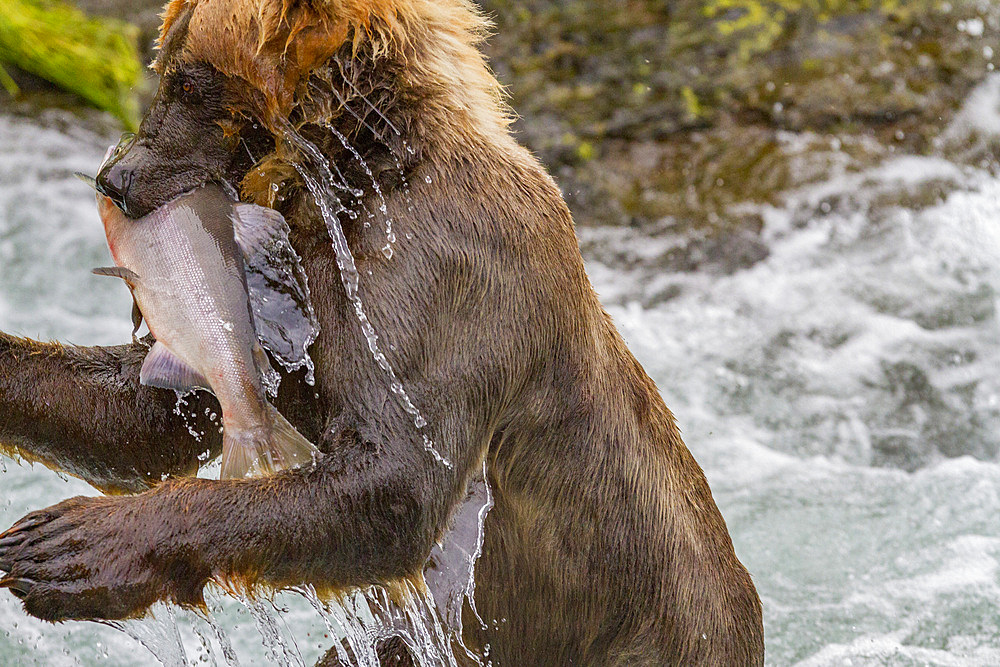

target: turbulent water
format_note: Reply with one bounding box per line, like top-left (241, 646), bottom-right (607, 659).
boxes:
top-left (4, 75), bottom-right (1000, 663)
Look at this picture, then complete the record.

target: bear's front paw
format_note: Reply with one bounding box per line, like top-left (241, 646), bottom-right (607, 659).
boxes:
top-left (0, 495), bottom-right (210, 622)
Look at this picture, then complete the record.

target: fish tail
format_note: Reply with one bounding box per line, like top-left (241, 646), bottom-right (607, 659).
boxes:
top-left (220, 430), bottom-right (266, 480)
top-left (263, 403), bottom-right (320, 473)
top-left (220, 406), bottom-right (319, 479)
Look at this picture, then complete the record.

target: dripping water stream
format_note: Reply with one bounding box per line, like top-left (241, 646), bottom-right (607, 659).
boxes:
top-left (283, 127), bottom-right (452, 470)
top-left (326, 124), bottom-right (396, 258)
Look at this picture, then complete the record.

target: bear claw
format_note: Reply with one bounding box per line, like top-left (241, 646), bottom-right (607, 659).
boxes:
top-left (0, 577), bottom-right (35, 599)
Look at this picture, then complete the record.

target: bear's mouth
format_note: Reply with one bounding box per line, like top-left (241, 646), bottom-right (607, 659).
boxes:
top-left (95, 147), bottom-right (217, 219)
top-left (93, 121), bottom-right (266, 219)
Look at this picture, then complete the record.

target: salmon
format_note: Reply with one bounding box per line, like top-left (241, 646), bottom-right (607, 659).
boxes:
top-left (92, 183), bottom-right (319, 479)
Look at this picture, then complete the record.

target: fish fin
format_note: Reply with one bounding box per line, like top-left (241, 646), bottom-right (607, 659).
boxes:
top-left (130, 298), bottom-right (144, 338)
top-left (93, 266), bottom-right (140, 285)
top-left (252, 343), bottom-right (273, 375)
top-left (232, 203), bottom-right (319, 370)
top-left (219, 404), bottom-right (318, 479)
top-left (219, 430), bottom-right (262, 480)
top-left (74, 172), bottom-right (97, 190)
top-left (230, 203), bottom-right (288, 258)
top-left (260, 404), bottom-right (319, 473)
top-left (93, 266), bottom-right (144, 338)
top-left (139, 341), bottom-right (211, 392)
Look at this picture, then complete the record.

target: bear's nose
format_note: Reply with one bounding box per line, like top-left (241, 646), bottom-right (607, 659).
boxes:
top-left (96, 160), bottom-right (134, 216)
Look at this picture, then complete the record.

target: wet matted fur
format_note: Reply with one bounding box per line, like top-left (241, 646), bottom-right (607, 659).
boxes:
top-left (0, 0), bottom-right (764, 664)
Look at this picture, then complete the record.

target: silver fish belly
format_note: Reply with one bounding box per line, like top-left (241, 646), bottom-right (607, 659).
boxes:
top-left (94, 185), bottom-right (317, 479)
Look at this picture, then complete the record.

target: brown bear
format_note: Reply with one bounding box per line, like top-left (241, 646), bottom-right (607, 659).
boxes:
top-left (0, 0), bottom-right (764, 664)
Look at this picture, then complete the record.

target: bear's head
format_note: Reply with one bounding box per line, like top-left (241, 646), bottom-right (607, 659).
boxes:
top-left (96, 0), bottom-right (507, 218)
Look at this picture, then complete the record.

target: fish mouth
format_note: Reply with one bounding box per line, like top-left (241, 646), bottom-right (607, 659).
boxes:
top-left (95, 164), bottom-right (135, 216)
top-left (94, 133), bottom-right (138, 216)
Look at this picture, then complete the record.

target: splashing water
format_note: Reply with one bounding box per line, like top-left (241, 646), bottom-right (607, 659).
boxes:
top-left (299, 586), bottom-right (377, 667)
top-left (463, 461), bottom-right (493, 629)
top-left (371, 582), bottom-right (456, 666)
top-left (104, 604), bottom-right (187, 667)
top-left (283, 127), bottom-right (359, 199)
top-left (173, 390), bottom-right (206, 443)
top-left (238, 594), bottom-right (303, 667)
top-left (258, 360), bottom-right (282, 398)
top-left (425, 458), bottom-right (494, 639)
top-left (297, 581), bottom-right (462, 667)
top-left (189, 623), bottom-right (218, 667)
top-left (284, 128), bottom-right (451, 469)
top-left (326, 124), bottom-right (396, 248)
top-left (199, 597), bottom-right (241, 667)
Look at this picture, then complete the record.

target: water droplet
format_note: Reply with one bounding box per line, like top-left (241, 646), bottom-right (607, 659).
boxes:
top-left (424, 175), bottom-right (432, 184)
top-left (382, 244), bottom-right (393, 259)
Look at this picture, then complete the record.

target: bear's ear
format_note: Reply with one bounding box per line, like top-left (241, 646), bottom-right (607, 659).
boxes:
top-left (154, 0), bottom-right (196, 74)
top-left (159, 0), bottom-right (354, 129)
top-left (259, 2), bottom-right (351, 128)
top-left (277, 3), bottom-right (351, 89)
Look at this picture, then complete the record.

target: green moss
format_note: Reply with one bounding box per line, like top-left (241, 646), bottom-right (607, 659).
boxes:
top-left (0, 63), bottom-right (17, 96)
top-left (681, 85), bottom-right (703, 119)
top-left (0, 0), bottom-right (142, 128)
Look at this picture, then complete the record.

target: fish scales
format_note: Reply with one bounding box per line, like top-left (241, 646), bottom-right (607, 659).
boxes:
top-left (94, 184), bottom-right (318, 479)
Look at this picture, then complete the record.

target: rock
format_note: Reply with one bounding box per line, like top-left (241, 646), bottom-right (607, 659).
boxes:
top-left (479, 0), bottom-right (1000, 271)
top-left (0, 0), bottom-right (148, 130)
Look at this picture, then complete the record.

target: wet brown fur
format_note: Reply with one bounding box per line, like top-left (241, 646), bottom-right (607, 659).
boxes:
top-left (0, 0), bottom-right (764, 664)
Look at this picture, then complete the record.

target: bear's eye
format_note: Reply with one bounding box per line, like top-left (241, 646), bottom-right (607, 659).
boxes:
top-left (176, 75), bottom-right (198, 102)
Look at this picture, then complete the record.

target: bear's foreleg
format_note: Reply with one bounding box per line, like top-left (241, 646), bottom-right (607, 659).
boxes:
top-left (0, 428), bottom-right (453, 623)
top-left (0, 332), bottom-right (223, 493)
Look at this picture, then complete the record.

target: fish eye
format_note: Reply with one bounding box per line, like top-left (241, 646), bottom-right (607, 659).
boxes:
top-left (114, 132), bottom-right (135, 157)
